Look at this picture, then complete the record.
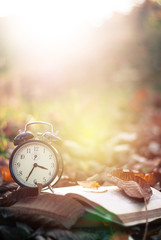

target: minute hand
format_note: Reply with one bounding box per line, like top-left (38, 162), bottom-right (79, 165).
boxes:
top-left (26, 164), bottom-right (35, 181)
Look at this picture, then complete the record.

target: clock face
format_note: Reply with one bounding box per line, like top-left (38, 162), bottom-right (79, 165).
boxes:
top-left (9, 140), bottom-right (58, 188)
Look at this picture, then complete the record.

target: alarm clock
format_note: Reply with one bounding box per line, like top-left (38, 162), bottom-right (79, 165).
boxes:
top-left (9, 121), bottom-right (63, 192)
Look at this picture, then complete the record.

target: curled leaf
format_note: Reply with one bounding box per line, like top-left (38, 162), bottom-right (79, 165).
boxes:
top-left (109, 175), bottom-right (152, 201)
top-left (108, 169), bottom-right (152, 240)
top-left (108, 169), bottom-right (152, 201)
top-left (132, 172), bottom-right (161, 187)
top-left (111, 168), bottom-right (160, 187)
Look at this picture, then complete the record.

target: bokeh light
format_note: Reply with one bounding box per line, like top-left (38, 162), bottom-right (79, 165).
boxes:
top-left (1, 0), bottom-right (160, 176)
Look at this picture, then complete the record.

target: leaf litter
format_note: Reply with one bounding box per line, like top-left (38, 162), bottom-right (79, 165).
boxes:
top-left (2, 103), bottom-right (161, 238)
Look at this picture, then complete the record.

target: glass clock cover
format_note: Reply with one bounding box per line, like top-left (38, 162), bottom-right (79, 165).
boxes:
top-left (9, 140), bottom-right (59, 188)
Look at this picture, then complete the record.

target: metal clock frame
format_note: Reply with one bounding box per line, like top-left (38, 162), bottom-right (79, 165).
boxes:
top-left (9, 121), bottom-right (63, 192)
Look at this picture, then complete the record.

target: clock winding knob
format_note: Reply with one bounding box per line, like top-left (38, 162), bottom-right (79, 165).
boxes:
top-left (43, 132), bottom-right (62, 145)
top-left (14, 131), bottom-right (34, 145)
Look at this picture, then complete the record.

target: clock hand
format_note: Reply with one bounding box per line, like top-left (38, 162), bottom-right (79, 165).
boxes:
top-left (37, 164), bottom-right (48, 170)
top-left (26, 163), bottom-right (37, 181)
top-left (26, 163), bottom-right (48, 182)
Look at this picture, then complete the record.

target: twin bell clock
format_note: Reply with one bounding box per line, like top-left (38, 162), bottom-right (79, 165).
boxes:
top-left (9, 121), bottom-right (63, 192)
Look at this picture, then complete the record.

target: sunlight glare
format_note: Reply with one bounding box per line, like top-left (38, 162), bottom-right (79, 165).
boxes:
top-left (0, 0), bottom-right (142, 34)
top-left (0, 0), bottom-right (144, 72)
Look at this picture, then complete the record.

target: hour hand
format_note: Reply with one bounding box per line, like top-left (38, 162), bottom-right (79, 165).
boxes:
top-left (37, 164), bottom-right (48, 170)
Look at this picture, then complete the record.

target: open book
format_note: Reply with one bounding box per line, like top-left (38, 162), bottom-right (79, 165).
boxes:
top-left (50, 185), bottom-right (161, 226)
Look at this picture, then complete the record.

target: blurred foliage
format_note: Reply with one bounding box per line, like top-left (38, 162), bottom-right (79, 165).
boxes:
top-left (1, 1), bottom-right (161, 239)
top-left (1, 0), bottom-right (161, 181)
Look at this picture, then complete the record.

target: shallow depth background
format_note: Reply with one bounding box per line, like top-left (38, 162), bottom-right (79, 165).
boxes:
top-left (1, 0), bottom-right (161, 179)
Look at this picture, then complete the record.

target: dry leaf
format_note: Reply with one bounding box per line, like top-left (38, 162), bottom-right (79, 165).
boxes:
top-left (0, 166), bottom-right (13, 183)
top-left (111, 168), bottom-right (160, 187)
top-left (109, 175), bottom-right (152, 201)
top-left (83, 188), bottom-right (108, 193)
top-left (108, 169), bottom-right (151, 240)
top-left (108, 169), bottom-right (152, 201)
top-left (132, 172), bottom-right (160, 187)
top-left (2, 193), bottom-right (85, 229)
top-left (110, 233), bottom-right (130, 240)
top-left (77, 181), bottom-right (100, 189)
top-left (0, 187), bottom-right (39, 207)
top-left (0, 182), bottom-right (18, 193)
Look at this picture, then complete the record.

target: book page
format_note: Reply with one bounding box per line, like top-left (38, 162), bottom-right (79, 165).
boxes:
top-left (51, 185), bottom-right (161, 216)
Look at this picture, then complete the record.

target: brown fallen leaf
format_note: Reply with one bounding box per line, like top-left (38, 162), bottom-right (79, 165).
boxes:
top-left (108, 168), bottom-right (152, 240)
top-left (0, 187), bottom-right (39, 207)
top-left (1, 193), bottom-right (85, 229)
top-left (110, 233), bottom-right (130, 240)
top-left (132, 172), bottom-right (161, 187)
top-left (111, 168), bottom-right (160, 187)
top-left (109, 169), bottom-right (152, 201)
top-left (108, 175), bottom-right (152, 201)
top-left (83, 188), bottom-right (108, 193)
top-left (0, 182), bottom-right (18, 193)
top-left (1, 166), bottom-right (13, 182)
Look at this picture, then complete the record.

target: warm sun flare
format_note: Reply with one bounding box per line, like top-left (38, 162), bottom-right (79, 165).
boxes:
top-left (0, 0), bottom-right (143, 38)
top-left (0, 0), bottom-right (144, 73)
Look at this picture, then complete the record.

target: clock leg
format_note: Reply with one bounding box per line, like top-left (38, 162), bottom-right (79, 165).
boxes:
top-left (48, 184), bottom-right (54, 193)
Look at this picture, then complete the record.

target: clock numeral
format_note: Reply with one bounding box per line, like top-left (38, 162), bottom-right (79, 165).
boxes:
top-left (49, 171), bottom-right (51, 176)
top-left (17, 162), bottom-right (20, 168)
top-left (43, 148), bottom-right (45, 153)
top-left (18, 170), bottom-right (22, 176)
top-left (34, 146), bottom-right (39, 151)
top-left (43, 177), bottom-right (46, 183)
top-left (27, 148), bottom-right (31, 153)
top-left (49, 154), bottom-right (52, 159)
top-left (51, 162), bottom-right (54, 168)
top-left (20, 154), bottom-right (25, 159)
